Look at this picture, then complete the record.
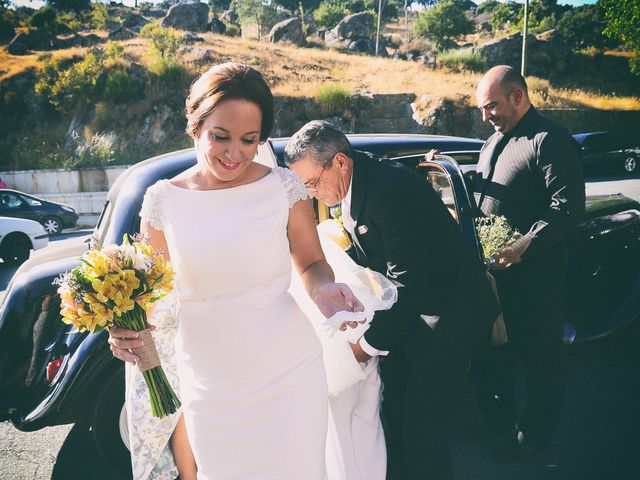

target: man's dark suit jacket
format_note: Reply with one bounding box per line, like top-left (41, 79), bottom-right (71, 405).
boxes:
top-left (345, 152), bottom-right (500, 354)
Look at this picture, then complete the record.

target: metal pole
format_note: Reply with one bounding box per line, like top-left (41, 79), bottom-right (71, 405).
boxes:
top-left (521, 0), bottom-right (529, 77)
top-left (404, 0), bottom-right (408, 45)
top-left (375, 0), bottom-right (383, 57)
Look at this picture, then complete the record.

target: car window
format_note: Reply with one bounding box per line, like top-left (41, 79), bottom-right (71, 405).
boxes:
top-left (417, 166), bottom-right (459, 224)
top-left (1, 193), bottom-right (23, 209)
top-left (21, 196), bottom-right (42, 207)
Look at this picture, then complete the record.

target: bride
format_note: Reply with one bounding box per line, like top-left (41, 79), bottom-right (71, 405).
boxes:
top-left (107, 63), bottom-right (394, 480)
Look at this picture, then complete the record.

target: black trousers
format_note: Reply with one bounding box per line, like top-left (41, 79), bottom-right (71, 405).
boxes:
top-left (381, 316), bottom-right (468, 480)
top-left (475, 249), bottom-right (568, 448)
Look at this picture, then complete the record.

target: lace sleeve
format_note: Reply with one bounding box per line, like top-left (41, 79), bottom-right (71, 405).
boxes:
top-left (273, 167), bottom-right (309, 208)
top-left (139, 180), bottom-right (170, 231)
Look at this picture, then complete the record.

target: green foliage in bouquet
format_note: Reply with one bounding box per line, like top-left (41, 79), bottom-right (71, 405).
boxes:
top-left (475, 214), bottom-right (522, 259)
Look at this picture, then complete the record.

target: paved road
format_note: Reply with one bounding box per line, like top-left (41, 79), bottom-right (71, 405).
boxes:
top-left (1, 176), bottom-right (639, 480)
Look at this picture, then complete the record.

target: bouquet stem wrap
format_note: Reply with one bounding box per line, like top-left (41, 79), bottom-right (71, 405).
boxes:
top-left (134, 329), bottom-right (161, 372)
top-left (115, 304), bottom-right (181, 418)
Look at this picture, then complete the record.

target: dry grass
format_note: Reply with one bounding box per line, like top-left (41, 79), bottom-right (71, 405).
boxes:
top-left (2, 32), bottom-right (639, 111)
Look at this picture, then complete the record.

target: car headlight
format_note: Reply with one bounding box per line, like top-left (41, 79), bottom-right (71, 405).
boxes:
top-left (61, 205), bottom-right (76, 213)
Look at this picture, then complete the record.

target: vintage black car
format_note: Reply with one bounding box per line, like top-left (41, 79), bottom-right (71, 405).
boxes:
top-left (0, 189), bottom-right (79, 235)
top-left (0, 134), bottom-right (638, 476)
top-left (573, 131), bottom-right (640, 177)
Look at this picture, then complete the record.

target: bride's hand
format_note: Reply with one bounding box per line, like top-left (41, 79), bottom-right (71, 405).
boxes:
top-left (313, 282), bottom-right (364, 324)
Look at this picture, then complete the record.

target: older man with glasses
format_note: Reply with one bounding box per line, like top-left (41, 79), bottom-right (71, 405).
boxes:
top-left (285, 120), bottom-right (499, 480)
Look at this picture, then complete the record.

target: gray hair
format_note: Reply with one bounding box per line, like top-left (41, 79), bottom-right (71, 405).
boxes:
top-left (284, 120), bottom-right (354, 168)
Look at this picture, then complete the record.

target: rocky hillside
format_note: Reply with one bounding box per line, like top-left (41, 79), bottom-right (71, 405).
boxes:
top-left (1, 2), bottom-right (638, 171)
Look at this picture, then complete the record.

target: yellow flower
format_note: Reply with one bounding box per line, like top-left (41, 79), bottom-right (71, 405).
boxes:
top-left (109, 270), bottom-right (140, 298)
top-left (84, 250), bottom-right (112, 277)
top-left (112, 291), bottom-right (135, 316)
top-left (92, 276), bottom-right (118, 302)
top-left (84, 293), bottom-right (114, 328)
top-left (77, 306), bottom-right (98, 332)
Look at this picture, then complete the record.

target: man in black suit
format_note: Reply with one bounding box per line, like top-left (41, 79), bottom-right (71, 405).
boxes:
top-left (285, 121), bottom-right (500, 479)
top-left (472, 65), bottom-right (585, 460)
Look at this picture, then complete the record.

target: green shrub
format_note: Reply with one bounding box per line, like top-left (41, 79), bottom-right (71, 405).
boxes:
top-left (141, 24), bottom-right (181, 58)
top-left (91, 2), bottom-right (109, 30)
top-left (140, 22), bottom-right (159, 38)
top-left (105, 70), bottom-right (138, 103)
top-left (69, 131), bottom-right (118, 169)
top-left (29, 6), bottom-right (57, 30)
top-left (314, 83), bottom-right (352, 114)
top-left (413, 0), bottom-right (475, 50)
top-left (57, 11), bottom-right (83, 33)
top-left (224, 23), bottom-right (240, 37)
top-left (35, 53), bottom-right (104, 112)
top-left (148, 57), bottom-right (186, 86)
top-left (105, 41), bottom-right (125, 59)
top-left (314, 2), bottom-right (347, 30)
top-left (438, 48), bottom-right (486, 72)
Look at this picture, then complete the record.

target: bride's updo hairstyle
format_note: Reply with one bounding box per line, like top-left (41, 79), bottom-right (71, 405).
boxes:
top-left (185, 63), bottom-right (274, 142)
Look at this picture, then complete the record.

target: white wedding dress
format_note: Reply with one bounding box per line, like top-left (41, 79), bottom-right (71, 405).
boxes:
top-left (127, 167), bottom-right (394, 480)
top-left (136, 168), bottom-right (328, 480)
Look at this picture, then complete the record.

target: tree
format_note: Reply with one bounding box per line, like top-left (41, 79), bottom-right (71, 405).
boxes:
top-left (557, 4), bottom-right (616, 52)
top-left (233, 0), bottom-right (278, 40)
top-left (46, 0), bottom-right (91, 13)
top-left (489, 1), bottom-right (521, 32)
top-left (209, 0), bottom-right (233, 13)
top-left (413, 0), bottom-right (474, 49)
top-left (476, 0), bottom-right (500, 15)
top-left (314, 1), bottom-right (347, 30)
top-left (601, 0), bottom-right (640, 76)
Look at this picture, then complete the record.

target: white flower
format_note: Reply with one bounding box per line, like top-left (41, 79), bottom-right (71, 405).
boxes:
top-left (131, 252), bottom-right (153, 273)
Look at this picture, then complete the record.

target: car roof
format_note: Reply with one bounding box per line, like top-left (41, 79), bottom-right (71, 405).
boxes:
top-left (271, 134), bottom-right (484, 162)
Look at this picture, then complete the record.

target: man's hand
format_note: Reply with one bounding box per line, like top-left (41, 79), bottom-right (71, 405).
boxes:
top-left (489, 245), bottom-right (522, 270)
top-left (349, 341), bottom-right (371, 363)
top-left (314, 282), bottom-right (365, 330)
top-left (108, 324), bottom-right (156, 365)
top-left (424, 149), bottom-right (441, 162)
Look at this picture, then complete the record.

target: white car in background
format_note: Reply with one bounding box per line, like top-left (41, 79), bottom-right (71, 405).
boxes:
top-left (0, 216), bottom-right (49, 265)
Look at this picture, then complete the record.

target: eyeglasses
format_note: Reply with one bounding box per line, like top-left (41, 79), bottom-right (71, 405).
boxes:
top-left (305, 167), bottom-right (327, 193)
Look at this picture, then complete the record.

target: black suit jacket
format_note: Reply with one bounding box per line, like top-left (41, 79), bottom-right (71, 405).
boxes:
top-left (346, 152), bottom-right (499, 353)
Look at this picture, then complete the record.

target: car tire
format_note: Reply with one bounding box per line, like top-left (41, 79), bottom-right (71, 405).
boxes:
top-left (42, 216), bottom-right (63, 235)
top-left (0, 233), bottom-right (31, 265)
top-left (91, 368), bottom-right (132, 478)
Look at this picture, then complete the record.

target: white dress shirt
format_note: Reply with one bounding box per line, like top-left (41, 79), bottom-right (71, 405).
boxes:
top-left (341, 173), bottom-right (389, 358)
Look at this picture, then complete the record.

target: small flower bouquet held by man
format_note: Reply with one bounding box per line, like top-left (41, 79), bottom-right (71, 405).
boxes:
top-left (474, 215), bottom-right (522, 346)
top-left (475, 214), bottom-right (523, 263)
top-left (54, 234), bottom-right (180, 418)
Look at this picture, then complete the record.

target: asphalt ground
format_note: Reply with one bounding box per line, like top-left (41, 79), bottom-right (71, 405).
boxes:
top-left (1, 176), bottom-right (639, 480)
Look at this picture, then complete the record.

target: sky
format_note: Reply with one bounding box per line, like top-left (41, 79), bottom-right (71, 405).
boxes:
top-left (10, 0), bottom-right (600, 10)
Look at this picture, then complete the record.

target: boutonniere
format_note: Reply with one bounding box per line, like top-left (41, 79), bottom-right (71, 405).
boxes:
top-left (333, 206), bottom-right (346, 234)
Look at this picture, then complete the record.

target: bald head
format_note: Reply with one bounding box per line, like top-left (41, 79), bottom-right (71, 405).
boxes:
top-left (478, 65), bottom-right (529, 98)
top-left (476, 65), bottom-right (531, 134)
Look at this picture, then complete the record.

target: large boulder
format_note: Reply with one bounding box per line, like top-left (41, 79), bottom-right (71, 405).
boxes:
top-left (474, 30), bottom-right (571, 76)
top-left (324, 12), bottom-right (374, 50)
top-left (162, 3), bottom-right (210, 32)
top-left (223, 9), bottom-right (238, 25)
top-left (268, 17), bottom-right (305, 46)
top-left (121, 10), bottom-right (148, 30)
top-left (210, 17), bottom-right (226, 34)
top-left (108, 26), bottom-right (137, 41)
top-left (182, 32), bottom-right (205, 45)
top-left (474, 32), bottom-right (535, 68)
top-left (7, 29), bottom-right (56, 55)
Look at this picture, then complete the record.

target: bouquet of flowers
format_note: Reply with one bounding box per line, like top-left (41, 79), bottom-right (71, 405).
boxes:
top-left (475, 214), bottom-right (523, 260)
top-left (54, 234), bottom-right (180, 418)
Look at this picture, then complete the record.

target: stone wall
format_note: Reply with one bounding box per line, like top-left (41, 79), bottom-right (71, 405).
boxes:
top-left (0, 165), bottom-right (128, 194)
top-left (273, 94), bottom-right (640, 141)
